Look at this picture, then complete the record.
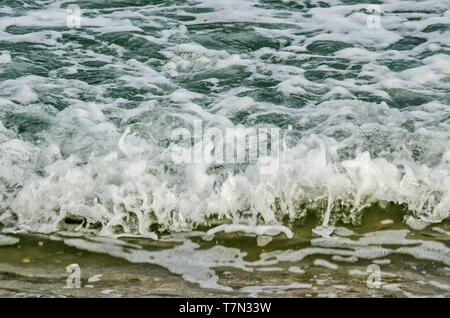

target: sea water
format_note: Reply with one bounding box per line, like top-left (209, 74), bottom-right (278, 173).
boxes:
top-left (0, 0), bottom-right (449, 297)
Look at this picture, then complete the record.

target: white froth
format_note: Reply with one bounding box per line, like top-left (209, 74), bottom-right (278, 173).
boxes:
top-left (288, 266), bottom-right (305, 274)
top-left (207, 224), bottom-right (294, 239)
top-left (431, 227), bottom-right (450, 236)
top-left (256, 229), bottom-right (450, 270)
top-left (372, 259), bottom-right (392, 265)
top-left (428, 281), bottom-right (450, 291)
top-left (332, 255), bottom-right (358, 263)
top-left (64, 237), bottom-right (250, 291)
top-left (0, 234), bottom-right (20, 246)
top-left (256, 235), bottom-right (273, 247)
top-left (0, 0), bottom-right (448, 239)
top-left (88, 274), bottom-right (102, 283)
top-left (0, 51), bottom-right (11, 64)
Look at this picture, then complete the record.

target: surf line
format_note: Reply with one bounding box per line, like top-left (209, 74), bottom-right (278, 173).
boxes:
top-left (179, 302), bottom-right (214, 316)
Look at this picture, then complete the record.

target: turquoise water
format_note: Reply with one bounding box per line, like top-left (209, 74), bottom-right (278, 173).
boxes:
top-left (0, 0), bottom-right (449, 296)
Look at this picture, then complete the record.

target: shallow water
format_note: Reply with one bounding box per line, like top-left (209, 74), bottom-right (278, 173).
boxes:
top-left (0, 211), bottom-right (449, 297)
top-left (0, 0), bottom-right (449, 297)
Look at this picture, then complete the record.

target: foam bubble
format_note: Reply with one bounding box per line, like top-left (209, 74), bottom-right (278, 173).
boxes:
top-left (64, 237), bottom-right (250, 291)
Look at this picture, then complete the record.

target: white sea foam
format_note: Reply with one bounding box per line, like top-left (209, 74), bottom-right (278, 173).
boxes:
top-left (428, 281), bottom-right (450, 291)
top-left (255, 229), bottom-right (450, 268)
top-left (332, 255), bottom-right (359, 263)
top-left (0, 51), bottom-right (11, 64)
top-left (373, 259), bottom-right (392, 265)
top-left (0, 234), bottom-right (19, 246)
top-left (207, 224), bottom-right (294, 239)
top-left (288, 266), bottom-right (304, 274)
top-left (240, 282), bottom-right (312, 297)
